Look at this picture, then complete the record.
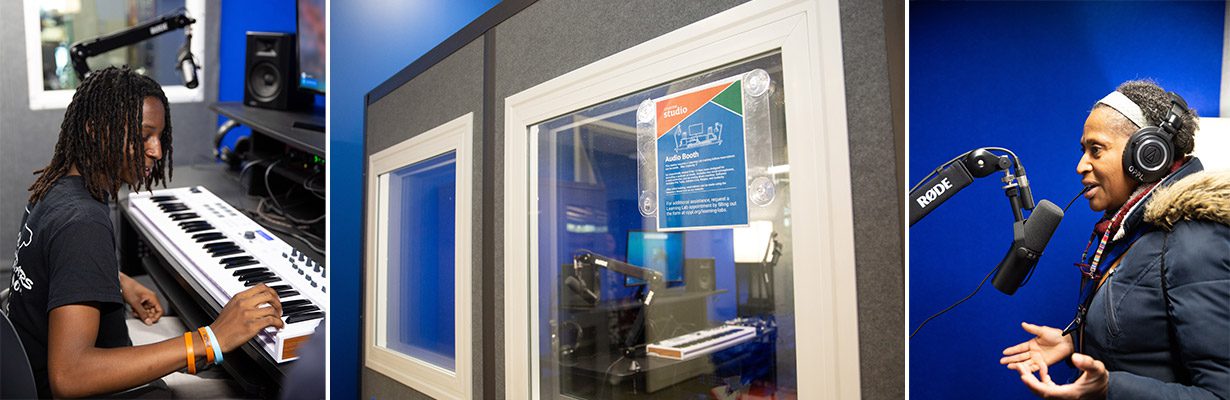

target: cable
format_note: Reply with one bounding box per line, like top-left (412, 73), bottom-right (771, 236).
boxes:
top-left (264, 159), bottom-right (286, 208)
top-left (256, 199), bottom-right (326, 238)
top-left (303, 172), bottom-right (326, 199)
top-left (909, 147), bottom-right (1024, 194)
top-left (242, 203), bottom-right (325, 253)
top-left (603, 355), bottom-right (627, 384)
top-left (910, 150), bottom-right (972, 193)
top-left (263, 159), bottom-right (325, 224)
top-left (982, 146), bottom-right (1020, 169)
top-left (1065, 186), bottom-right (1093, 212)
top-left (910, 263), bottom-right (1001, 340)
top-left (303, 171), bottom-right (325, 192)
top-left (262, 196), bottom-right (325, 225)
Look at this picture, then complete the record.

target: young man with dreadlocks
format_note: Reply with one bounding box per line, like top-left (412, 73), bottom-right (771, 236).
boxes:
top-left (7, 67), bottom-right (285, 398)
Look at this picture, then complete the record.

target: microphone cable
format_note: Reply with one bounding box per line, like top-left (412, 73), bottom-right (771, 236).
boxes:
top-left (1064, 186), bottom-right (1093, 212)
top-left (910, 185), bottom-right (1090, 340)
top-left (909, 147), bottom-right (1021, 193)
top-left (910, 264), bottom-right (1000, 340)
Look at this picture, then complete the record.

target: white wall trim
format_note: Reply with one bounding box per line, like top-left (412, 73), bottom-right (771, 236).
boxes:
top-left (1221, 2), bottom-right (1229, 118)
top-left (365, 113), bottom-right (475, 400)
top-left (23, 0), bottom-right (208, 110)
top-left (502, 0), bottom-right (861, 397)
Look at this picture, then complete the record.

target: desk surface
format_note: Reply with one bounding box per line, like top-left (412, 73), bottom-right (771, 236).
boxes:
top-left (211, 102), bottom-right (325, 156)
top-left (118, 162), bottom-right (325, 397)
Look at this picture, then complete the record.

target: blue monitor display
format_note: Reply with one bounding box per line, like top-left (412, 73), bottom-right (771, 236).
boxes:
top-left (297, 0), bottom-right (326, 93)
top-left (625, 231), bottom-right (684, 286)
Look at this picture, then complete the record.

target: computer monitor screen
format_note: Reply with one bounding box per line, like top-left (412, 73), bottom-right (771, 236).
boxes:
top-left (625, 231), bottom-right (684, 286)
top-left (297, 0), bottom-right (326, 93)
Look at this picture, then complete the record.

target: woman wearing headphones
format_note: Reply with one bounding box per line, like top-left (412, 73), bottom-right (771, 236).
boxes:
top-left (998, 80), bottom-right (1230, 399)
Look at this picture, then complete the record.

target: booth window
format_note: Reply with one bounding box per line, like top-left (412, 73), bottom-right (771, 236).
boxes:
top-left (385, 151), bottom-right (457, 370)
top-left (366, 114), bottom-right (473, 399)
top-left (530, 52), bottom-right (800, 398)
top-left (23, 0), bottom-right (207, 110)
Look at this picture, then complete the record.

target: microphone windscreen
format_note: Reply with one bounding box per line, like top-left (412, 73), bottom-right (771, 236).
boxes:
top-left (564, 276), bottom-right (596, 303)
top-left (1022, 199), bottom-right (1063, 252)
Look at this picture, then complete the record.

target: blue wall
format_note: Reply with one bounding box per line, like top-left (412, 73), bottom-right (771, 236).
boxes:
top-left (909, 2), bottom-right (1222, 398)
top-left (215, 0), bottom-right (296, 151)
top-left (217, 1), bottom-right (299, 152)
top-left (329, 1), bottom-right (499, 397)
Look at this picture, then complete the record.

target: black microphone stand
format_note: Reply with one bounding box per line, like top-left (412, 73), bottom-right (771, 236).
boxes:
top-left (572, 252), bottom-right (666, 359)
top-left (69, 9), bottom-right (197, 82)
top-left (909, 147), bottom-right (1034, 226)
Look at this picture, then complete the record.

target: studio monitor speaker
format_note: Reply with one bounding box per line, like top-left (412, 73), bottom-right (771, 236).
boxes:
top-left (685, 258), bottom-right (716, 292)
top-left (245, 32), bottom-right (310, 110)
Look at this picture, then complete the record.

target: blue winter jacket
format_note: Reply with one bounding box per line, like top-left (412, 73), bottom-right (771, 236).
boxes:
top-left (1082, 158), bottom-right (1230, 399)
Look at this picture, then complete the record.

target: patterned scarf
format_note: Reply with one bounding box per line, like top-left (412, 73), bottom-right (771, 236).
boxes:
top-left (1075, 159), bottom-right (1183, 279)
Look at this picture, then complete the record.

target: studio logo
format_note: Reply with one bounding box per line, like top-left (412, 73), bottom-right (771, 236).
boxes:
top-left (1143, 146), bottom-right (1160, 165)
top-left (663, 105), bottom-right (689, 118)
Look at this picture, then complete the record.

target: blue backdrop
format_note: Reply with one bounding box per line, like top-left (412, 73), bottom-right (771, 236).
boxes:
top-left (330, 1), bottom-right (499, 397)
top-left (909, 2), bottom-right (1223, 398)
top-left (217, 1), bottom-right (299, 153)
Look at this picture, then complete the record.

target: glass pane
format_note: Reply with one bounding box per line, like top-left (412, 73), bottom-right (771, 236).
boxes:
top-left (385, 151), bottom-right (457, 371)
top-left (37, 0), bottom-right (188, 90)
top-left (534, 52), bottom-right (796, 398)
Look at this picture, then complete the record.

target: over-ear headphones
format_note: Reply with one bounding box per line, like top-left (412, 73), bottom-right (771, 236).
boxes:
top-left (1122, 92), bottom-right (1189, 183)
top-left (214, 119), bottom-right (252, 170)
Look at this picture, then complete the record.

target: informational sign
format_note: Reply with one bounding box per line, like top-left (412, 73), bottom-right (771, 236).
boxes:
top-left (654, 75), bottom-right (750, 231)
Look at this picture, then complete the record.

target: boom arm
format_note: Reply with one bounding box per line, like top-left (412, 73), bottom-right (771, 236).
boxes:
top-left (908, 148), bottom-right (1031, 226)
top-left (70, 10), bottom-right (196, 79)
top-left (573, 251), bottom-right (667, 357)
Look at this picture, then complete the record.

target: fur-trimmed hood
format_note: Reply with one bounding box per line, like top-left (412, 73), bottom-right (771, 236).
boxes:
top-left (1144, 169), bottom-right (1230, 230)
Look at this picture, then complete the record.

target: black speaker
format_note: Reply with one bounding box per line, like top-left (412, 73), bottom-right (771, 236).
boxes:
top-left (244, 32), bottom-right (310, 110)
top-left (685, 258), bottom-right (715, 292)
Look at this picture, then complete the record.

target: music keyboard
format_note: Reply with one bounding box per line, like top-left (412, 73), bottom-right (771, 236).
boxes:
top-left (646, 325), bottom-right (757, 361)
top-left (127, 186), bottom-right (325, 363)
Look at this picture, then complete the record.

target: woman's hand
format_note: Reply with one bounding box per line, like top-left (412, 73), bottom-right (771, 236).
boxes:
top-left (209, 284), bottom-right (284, 352)
top-left (119, 273), bottom-right (163, 325)
top-left (1018, 353), bottom-right (1109, 399)
top-left (1001, 322), bottom-right (1074, 381)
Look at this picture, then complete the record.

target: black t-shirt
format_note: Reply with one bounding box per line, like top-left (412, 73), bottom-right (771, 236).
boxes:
top-left (7, 176), bottom-right (131, 398)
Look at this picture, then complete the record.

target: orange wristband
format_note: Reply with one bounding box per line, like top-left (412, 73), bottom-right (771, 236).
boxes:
top-left (184, 332), bottom-right (196, 374)
top-left (198, 327), bottom-right (215, 365)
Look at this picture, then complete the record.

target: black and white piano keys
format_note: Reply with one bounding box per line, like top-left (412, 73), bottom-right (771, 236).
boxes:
top-left (129, 187), bottom-right (326, 363)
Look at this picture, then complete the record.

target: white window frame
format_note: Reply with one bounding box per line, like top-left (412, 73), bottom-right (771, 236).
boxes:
top-left (23, 0), bottom-right (208, 110)
top-left (502, 0), bottom-right (861, 398)
top-left (365, 113), bottom-right (474, 400)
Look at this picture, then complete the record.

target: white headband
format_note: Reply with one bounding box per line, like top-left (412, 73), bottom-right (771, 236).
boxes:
top-left (1096, 91), bottom-right (1147, 128)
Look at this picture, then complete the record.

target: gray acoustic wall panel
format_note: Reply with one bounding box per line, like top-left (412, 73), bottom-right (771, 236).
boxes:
top-left (366, 38), bottom-right (485, 155)
top-left (839, 0), bottom-right (905, 398)
top-left (0, 1), bottom-right (222, 269)
top-left (362, 39), bottom-right (486, 399)
top-left (362, 369), bottom-right (436, 400)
